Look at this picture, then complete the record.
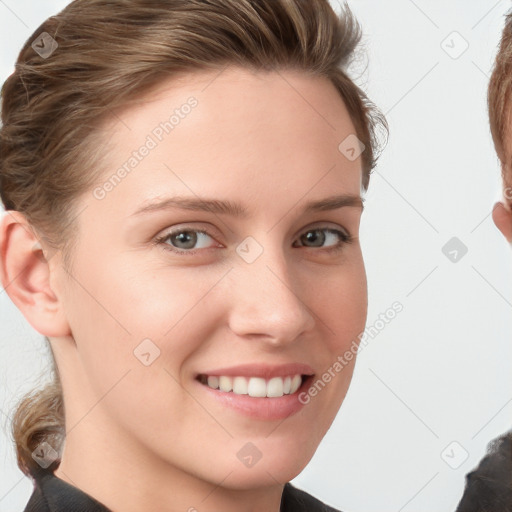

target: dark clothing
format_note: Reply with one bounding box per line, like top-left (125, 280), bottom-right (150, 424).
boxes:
top-left (23, 470), bottom-right (341, 512)
top-left (23, 471), bottom-right (107, 512)
top-left (455, 431), bottom-right (512, 512)
top-left (280, 483), bottom-right (341, 512)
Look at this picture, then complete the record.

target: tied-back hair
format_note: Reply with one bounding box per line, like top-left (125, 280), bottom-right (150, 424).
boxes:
top-left (0, 0), bottom-right (387, 479)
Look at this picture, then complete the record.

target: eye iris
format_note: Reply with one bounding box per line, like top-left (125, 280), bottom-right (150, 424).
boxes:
top-left (172, 231), bottom-right (197, 249)
top-left (303, 230), bottom-right (325, 247)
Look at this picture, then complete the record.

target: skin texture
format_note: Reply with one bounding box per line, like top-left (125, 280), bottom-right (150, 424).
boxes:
top-left (0, 67), bottom-right (367, 512)
top-left (493, 200), bottom-right (512, 243)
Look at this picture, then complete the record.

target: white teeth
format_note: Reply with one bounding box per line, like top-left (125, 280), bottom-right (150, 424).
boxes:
top-left (247, 377), bottom-right (267, 397)
top-left (219, 376), bottom-right (232, 392)
top-left (267, 377), bottom-right (284, 397)
top-left (290, 375), bottom-right (302, 394)
top-left (203, 374), bottom-right (305, 397)
top-left (283, 376), bottom-right (291, 394)
top-left (233, 376), bottom-right (248, 395)
top-left (207, 376), bottom-right (219, 389)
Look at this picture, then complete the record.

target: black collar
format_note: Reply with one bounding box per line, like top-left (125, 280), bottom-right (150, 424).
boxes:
top-left (23, 470), bottom-right (341, 512)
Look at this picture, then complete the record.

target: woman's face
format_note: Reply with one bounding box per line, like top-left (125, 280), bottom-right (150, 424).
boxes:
top-left (51, 66), bottom-right (367, 491)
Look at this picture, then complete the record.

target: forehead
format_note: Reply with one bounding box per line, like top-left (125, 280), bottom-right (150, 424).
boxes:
top-left (107, 65), bottom-right (357, 146)
top-left (89, 66), bottom-right (362, 218)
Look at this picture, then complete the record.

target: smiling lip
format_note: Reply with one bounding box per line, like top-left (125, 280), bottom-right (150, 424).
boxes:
top-left (195, 363), bottom-right (315, 420)
top-left (197, 363), bottom-right (314, 379)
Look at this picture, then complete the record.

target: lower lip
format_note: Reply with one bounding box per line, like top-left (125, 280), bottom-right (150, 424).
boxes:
top-left (195, 376), bottom-right (313, 420)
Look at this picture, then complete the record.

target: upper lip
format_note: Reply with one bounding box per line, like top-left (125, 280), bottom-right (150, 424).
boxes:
top-left (197, 363), bottom-right (315, 380)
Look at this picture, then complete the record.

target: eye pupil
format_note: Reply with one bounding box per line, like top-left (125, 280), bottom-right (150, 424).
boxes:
top-left (173, 231), bottom-right (197, 249)
top-left (303, 230), bottom-right (325, 247)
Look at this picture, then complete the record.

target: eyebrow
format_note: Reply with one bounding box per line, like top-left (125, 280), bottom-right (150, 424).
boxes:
top-left (130, 194), bottom-right (364, 218)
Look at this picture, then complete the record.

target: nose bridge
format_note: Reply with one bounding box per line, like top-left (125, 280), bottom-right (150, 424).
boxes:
top-left (227, 236), bottom-right (316, 344)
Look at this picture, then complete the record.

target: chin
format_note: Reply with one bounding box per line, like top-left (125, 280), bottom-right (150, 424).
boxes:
top-left (222, 462), bottom-right (309, 490)
top-left (216, 437), bottom-right (320, 490)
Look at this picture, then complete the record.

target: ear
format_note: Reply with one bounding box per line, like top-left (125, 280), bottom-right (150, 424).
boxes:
top-left (0, 210), bottom-right (71, 337)
top-left (492, 202), bottom-right (512, 243)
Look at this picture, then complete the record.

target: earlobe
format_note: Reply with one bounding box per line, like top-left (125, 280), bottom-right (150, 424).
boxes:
top-left (0, 210), bottom-right (71, 337)
top-left (492, 202), bottom-right (512, 243)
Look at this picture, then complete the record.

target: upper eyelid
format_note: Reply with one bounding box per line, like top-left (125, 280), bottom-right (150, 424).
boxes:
top-left (158, 221), bottom-right (351, 239)
top-left (156, 223), bottom-right (352, 249)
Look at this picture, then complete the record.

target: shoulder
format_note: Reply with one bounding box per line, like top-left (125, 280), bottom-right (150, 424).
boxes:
top-left (23, 470), bottom-right (342, 512)
top-left (281, 483), bottom-right (343, 512)
top-left (22, 469), bottom-right (111, 512)
top-left (455, 430), bottom-right (512, 511)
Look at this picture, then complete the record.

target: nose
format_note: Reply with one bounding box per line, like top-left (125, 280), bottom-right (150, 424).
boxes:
top-left (226, 244), bottom-right (316, 347)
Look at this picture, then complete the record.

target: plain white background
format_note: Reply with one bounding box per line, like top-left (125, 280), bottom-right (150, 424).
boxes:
top-left (1, 1), bottom-right (511, 511)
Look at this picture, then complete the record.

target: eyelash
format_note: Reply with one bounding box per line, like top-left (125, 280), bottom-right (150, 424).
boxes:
top-left (153, 226), bottom-right (353, 256)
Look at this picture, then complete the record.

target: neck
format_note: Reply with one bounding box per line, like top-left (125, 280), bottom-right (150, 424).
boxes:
top-left (53, 417), bottom-right (285, 512)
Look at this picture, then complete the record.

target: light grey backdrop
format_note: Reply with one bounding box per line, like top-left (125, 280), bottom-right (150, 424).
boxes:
top-left (1, 1), bottom-right (511, 511)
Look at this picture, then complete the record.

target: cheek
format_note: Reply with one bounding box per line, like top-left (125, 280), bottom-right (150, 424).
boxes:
top-left (60, 260), bottom-right (213, 438)
top-left (61, 257), bottom-right (211, 392)
top-left (78, 256), bottom-right (219, 341)
top-left (316, 256), bottom-right (367, 349)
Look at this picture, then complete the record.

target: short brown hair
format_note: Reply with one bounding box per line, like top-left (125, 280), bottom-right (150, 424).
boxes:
top-left (0, 0), bottom-right (387, 479)
top-left (489, 10), bottom-right (512, 194)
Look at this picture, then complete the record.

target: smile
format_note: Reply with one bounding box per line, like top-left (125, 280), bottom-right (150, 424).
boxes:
top-left (194, 363), bottom-right (315, 419)
top-left (197, 374), bottom-right (304, 398)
